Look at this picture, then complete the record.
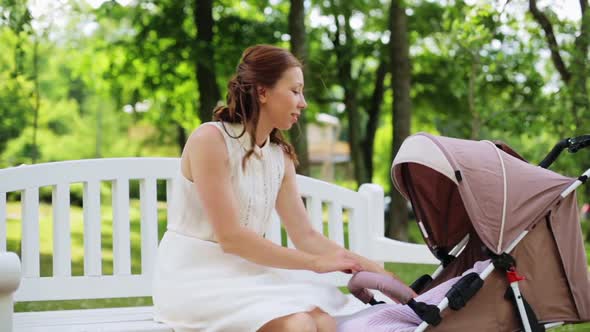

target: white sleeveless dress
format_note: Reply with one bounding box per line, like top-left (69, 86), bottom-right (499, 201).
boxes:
top-left (152, 121), bottom-right (348, 332)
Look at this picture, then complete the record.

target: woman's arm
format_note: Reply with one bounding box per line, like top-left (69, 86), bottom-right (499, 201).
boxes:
top-left (275, 153), bottom-right (414, 293)
top-left (183, 125), bottom-right (361, 274)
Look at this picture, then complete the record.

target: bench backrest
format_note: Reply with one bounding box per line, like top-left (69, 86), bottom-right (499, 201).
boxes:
top-left (0, 158), bottom-right (383, 302)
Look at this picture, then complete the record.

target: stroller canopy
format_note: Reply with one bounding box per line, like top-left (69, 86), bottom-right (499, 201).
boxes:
top-left (392, 133), bottom-right (573, 254)
top-left (391, 133), bottom-right (590, 321)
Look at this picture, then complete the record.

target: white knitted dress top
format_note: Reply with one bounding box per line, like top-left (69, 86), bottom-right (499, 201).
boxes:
top-left (166, 121), bottom-right (285, 241)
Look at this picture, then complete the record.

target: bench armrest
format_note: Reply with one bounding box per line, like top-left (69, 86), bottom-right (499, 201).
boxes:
top-left (0, 252), bottom-right (21, 292)
top-left (0, 252), bottom-right (21, 332)
top-left (368, 237), bottom-right (439, 265)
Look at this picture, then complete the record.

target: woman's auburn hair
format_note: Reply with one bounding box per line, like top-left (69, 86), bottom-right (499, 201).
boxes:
top-left (212, 44), bottom-right (300, 170)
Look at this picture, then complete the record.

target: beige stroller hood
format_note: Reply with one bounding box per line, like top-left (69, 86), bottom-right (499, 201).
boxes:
top-left (391, 133), bottom-right (590, 330)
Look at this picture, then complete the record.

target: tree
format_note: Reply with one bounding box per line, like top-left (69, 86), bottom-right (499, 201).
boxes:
top-left (194, 0), bottom-right (221, 123)
top-left (0, 0), bottom-right (34, 161)
top-left (529, 0), bottom-right (589, 134)
top-left (363, 58), bottom-right (387, 179)
top-left (314, 0), bottom-right (389, 186)
top-left (113, 0), bottom-right (204, 153)
top-left (388, 0), bottom-right (412, 240)
top-left (528, 0), bottom-right (590, 241)
top-left (294, 0), bottom-right (400, 189)
top-left (331, 0), bottom-right (369, 185)
top-left (288, 0), bottom-right (311, 175)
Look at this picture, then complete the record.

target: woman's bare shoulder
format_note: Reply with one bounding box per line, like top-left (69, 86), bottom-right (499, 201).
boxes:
top-left (181, 123), bottom-right (229, 180)
top-left (183, 123), bottom-right (225, 152)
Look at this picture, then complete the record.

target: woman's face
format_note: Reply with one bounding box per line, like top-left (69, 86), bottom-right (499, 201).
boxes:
top-left (259, 66), bottom-right (307, 130)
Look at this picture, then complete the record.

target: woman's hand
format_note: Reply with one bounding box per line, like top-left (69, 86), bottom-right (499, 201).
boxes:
top-left (350, 252), bottom-right (418, 298)
top-left (310, 251), bottom-right (363, 274)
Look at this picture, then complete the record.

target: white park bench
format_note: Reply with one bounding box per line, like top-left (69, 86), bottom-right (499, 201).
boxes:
top-left (0, 158), bottom-right (437, 332)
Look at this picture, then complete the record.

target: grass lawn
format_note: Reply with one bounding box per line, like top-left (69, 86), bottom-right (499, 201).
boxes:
top-left (5, 201), bottom-right (590, 330)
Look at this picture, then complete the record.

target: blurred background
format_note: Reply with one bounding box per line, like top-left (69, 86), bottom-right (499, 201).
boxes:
top-left (1, 0), bottom-right (589, 243)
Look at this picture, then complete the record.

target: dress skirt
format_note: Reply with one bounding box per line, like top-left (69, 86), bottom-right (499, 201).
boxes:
top-left (152, 231), bottom-right (348, 332)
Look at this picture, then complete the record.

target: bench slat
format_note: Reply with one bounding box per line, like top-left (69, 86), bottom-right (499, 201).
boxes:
top-left (14, 306), bottom-right (171, 331)
top-left (14, 275), bottom-right (152, 301)
top-left (112, 178), bottom-right (131, 275)
top-left (165, 178), bottom-right (176, 238)
top-left (22, 188), bottom-right (40, 277)
top-left (14, 306), bottom-right (172, 332)
top-left (0, 192), bottom-right (6, 251)
top-left (328, 202), bottom-right (344, 246)
top-left (286, 228), bottom-right (295, 248)
top-left (83, 181), bottom-right (102, 276)
top-left (287, 238), bottom-right (295, 248)
top-left (266, 211), bottom-right (282, 245)
top-left (347, 205), bottom-right (366, 254)
top-left (306, 196), bottom-right (323, 233)
top-left (140, 178), bottom-right (158, 276)
top-left (0, 158), bottom-right (179, 193)
top-left (52, 184), bottom-right (71, 277)
top-left (297, 175), bottom-right (359, 208)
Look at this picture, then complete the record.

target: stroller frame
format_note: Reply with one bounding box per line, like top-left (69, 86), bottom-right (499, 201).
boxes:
top-left (345, 134), bottom-right (589, 331)
top-left (403, 136), bottom-right (590, 332)
top-left (415, 165), bottom-right (587, 331)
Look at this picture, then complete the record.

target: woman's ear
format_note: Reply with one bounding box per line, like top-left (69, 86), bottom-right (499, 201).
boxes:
top-left (257, 86), bottom-right (267, 104)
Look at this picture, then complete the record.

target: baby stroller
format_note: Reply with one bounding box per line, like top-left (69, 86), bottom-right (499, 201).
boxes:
top-left (342, 133), bottom-right (590, 332)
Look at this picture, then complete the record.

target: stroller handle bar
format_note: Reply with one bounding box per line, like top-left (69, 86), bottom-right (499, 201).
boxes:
top-left (538, 134), bottom-right (590, 169)
top-left (347, 271), bottom-right (415, 305)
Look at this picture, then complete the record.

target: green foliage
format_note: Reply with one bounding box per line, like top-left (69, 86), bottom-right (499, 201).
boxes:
top-left (0, 28), bottom-right (32, 157)
top-left (0, 0), bottom-right (589, 274)
top-left (0, 95), bottom-right (147, 166)
top-left (0, 72), bottom-right (30, 156)
top-left (0, 0), bottom-right (585, 161)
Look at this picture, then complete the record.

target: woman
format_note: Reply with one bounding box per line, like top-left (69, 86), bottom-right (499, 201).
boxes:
top-left (153, 44), bottom-right (409, 332)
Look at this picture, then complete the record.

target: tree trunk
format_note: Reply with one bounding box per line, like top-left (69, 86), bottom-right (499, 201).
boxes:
top-left (364, 60), bottom-right (387, 179)
top-left (388, 0), bottom-right (412, 241)
top-left (193, 0), bottom-right (220, 123)
top-left (288, 0), bottom-right (310, 176)
top-left (330, 6), bottom-right (369, 187)
top-left (570, 1), bottom-right (589, 133)
top-left (32, 38), bottom-right (40, 163)
top-left (177, 124), bottom-right (187, 155)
